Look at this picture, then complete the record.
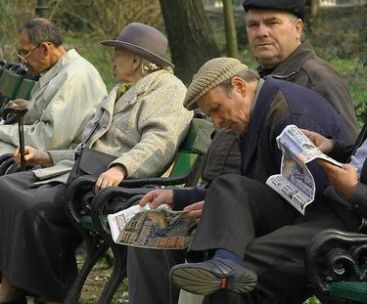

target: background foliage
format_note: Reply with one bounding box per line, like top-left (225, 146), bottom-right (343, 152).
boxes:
top-left (0, 1), bottom-right (366, 302)
top-left (0, 1), bottom-right (366, 116)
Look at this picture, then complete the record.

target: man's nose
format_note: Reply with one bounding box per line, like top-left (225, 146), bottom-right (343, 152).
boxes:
top-left (256, 23), bottom-right (269, 37)
top-left (211, 115), bottom-right (223, 129)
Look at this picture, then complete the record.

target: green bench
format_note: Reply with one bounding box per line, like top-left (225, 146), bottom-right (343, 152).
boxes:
top-left (65, 117), bottom-right (214, 304)
top-left (0, 64), bottom-right (37, 105)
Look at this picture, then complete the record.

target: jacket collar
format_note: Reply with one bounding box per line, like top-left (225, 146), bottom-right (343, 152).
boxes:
top-left (240, 77), bottom-right (279, 174)
top-left (38, 49), bottom-right (80, 89)
top-left (257, 41), bottom-right (316, 79)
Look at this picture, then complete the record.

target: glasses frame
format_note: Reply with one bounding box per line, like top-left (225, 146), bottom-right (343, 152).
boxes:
top-left (17, 44), bottom-right (41, 61)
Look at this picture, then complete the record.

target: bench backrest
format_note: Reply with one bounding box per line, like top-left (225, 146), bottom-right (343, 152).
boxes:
top-left (0, 64), bottom-right (37, 105)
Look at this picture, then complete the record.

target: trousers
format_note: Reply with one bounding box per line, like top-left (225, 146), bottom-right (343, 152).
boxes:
top-left (128, 174), bottom-right (349, 303)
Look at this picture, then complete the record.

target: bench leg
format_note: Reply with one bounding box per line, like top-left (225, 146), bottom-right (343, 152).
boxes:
top-left (98, 243), bottom-right (127, 304)
top-left (65, 234), bottom-right (109, 304)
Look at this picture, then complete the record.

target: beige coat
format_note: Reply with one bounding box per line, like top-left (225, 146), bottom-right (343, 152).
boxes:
top-left (0, 49), bottom-right (107, 154)
top-left (34, 69), bottom-right (193, 184)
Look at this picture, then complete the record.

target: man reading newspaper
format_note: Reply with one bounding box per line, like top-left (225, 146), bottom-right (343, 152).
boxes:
top-left (130, 57), bottom-right (352, 304)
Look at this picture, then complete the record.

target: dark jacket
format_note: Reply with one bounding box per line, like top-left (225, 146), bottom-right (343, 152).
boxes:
top-left (260, 41), bottom-right (358, 138)
top-left (173, 77), bottom-right (351, 210)
top-left (326, 122), bottom-right (367, 227)
top-left (202, 41), bottom-right (358, 183)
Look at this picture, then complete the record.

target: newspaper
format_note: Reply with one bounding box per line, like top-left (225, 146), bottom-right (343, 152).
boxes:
top-left (107, 203), bottom-right (197, 249)
top-left (266, 125), bottom-right (343, 215)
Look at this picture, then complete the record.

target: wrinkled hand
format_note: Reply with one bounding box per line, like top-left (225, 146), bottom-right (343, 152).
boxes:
top-left (301, 129), bottom-right (334, 154)
top-left (14, 145), bottom-right (53, 167)
top-left (317, 160), bottom-right (358, 198)
top-left (94, 165), bottom-right (126, 192)
top-left (139, 189), bottom-right (174, 209)
top-left (183, 201), bottom-right (204, 221)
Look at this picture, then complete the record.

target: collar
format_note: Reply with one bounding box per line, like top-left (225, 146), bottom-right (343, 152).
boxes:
top-left (257, 41), bottom-right (316, 79)
top-left (38, 49), bottom-right (79, 88)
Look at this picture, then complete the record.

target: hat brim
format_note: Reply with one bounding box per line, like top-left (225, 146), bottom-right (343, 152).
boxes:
top-left (100, 40), bottom-right (174, 68)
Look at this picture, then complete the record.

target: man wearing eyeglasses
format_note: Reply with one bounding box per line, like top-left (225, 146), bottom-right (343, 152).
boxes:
top-left (0, 18), bottom-right (107, 155)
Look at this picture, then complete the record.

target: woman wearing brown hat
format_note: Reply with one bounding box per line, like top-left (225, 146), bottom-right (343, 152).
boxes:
top-left (0, 23), bottom-right (192, 304)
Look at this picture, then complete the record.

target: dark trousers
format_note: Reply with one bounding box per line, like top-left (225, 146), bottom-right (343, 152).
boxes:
top-left (127, 174), bottom-right (348, 303)
top-left (127, 247), bottom-right (186, 304)
top-left (190, 174), bottom-right (348, 302)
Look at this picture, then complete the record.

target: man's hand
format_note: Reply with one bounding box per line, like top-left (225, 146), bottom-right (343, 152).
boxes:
top-left (139, 189), bottom-right (174, 209)
top-left (14, 145), bottom-right (53, 167)
top-left (301, 129), bottom-right (334, 154)
top-left (183, 201), bottom-right (204, 221)
top-left (318, 160), bottom-right (358, 198)
top-left (94, 165), bottom-right (126, 192)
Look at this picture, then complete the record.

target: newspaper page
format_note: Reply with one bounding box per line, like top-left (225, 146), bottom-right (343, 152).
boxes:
top-left (266, 125), bottom-right (343, 215)
top-left (107, 203), bottom-right (197, 249)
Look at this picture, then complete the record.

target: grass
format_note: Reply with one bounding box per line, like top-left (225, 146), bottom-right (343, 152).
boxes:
top-left (76, 253), bottom-right (128, 303)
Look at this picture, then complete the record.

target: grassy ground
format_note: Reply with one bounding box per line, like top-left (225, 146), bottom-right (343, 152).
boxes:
top-left (77, 254), bottom-right (128, 303)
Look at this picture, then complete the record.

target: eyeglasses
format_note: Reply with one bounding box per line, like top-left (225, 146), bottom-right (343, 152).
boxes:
top-left (17, 45), bottom-right (41, 61)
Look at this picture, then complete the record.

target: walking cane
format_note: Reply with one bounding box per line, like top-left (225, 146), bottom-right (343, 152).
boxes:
top-left (1, 105), bottom-right (28, 171)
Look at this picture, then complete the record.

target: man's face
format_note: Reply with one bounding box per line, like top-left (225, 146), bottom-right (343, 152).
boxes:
top-left (246, 9), bottom-right (303, 69)
top-left (17, 30), bottom-right (50, 75)
top-left (197, 79), bottom-right (254, 134)
top-left (113, 48), bottom-right (136, 83)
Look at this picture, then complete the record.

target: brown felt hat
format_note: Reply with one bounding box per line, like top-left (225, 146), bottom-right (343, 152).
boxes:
top-left (242, 0), bottom-right (306, 20)
top-left (184, 57), bottom-right (248, 110)
top-left (101, 22), bottom-right (173, 68)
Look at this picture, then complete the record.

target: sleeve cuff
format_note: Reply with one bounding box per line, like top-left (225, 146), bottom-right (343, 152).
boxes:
top-left (173, 187), bottom-right (207, 210)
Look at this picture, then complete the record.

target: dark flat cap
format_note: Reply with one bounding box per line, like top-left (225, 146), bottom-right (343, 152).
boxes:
top-left (242, 0), bottom-right (306, 20)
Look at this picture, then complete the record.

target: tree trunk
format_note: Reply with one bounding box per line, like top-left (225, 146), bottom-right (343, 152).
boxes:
top-left (223, 0), bottom-right (238, 58)
top-left (309, 0), bottom-right (319, 17)
top-left (159, 0), bottom-right (220, 84)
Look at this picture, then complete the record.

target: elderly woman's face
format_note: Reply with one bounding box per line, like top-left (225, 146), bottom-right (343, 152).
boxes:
top-left (113, 48), bottom-right (139, 83)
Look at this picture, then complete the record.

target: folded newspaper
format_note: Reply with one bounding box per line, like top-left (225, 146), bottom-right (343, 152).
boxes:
top-left (107, 203), bottom-right (197, 249)
top-left (266, 125), bottom-right (343, 215)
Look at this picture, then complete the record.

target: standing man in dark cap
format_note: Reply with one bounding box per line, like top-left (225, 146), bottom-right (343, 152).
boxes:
top-left (243, 0), bottom-right (357, 136)
top-left (201, 0), bottom-right (358, 184)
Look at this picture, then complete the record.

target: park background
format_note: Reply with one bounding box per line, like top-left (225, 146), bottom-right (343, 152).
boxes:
top-left (0, 0), bottom-right (367, 303)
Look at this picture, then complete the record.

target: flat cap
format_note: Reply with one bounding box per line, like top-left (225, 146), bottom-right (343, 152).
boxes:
top-left (184, 58), bottom-right (248, 110)
top-left (242, 0), bottom-right (306, 20)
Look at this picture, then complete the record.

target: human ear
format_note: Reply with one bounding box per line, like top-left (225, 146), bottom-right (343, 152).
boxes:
top-left (132, 55), bottom-right (142, 69)
top-left (231, 77), bottom-right (247, 96)
top-left (294, 19), bottom-right (303, 40)
top-left (40, 42), bottom-right (51, 56)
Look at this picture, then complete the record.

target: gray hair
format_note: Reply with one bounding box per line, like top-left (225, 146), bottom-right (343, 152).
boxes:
top-left (20, 18), bottom-right (63, 47)
top-left (140, 58), bottom-right (173, 76)
top-left (220, 69), bottom-right (260, 95)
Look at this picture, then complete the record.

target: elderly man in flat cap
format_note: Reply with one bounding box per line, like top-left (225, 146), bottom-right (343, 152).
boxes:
top-left (138, 57), bottom-right (354, 303)
top-left (201, 0), bottom-right (358, 185)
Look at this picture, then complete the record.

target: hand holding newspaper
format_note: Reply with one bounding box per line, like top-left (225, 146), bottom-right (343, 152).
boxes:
top-left (266, 125), bottom-right (343, 215)
top-left (107, 203), bottom-right (197, 249)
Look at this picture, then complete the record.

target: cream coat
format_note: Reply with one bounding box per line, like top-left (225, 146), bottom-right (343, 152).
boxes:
top-left (0, 49), bottom-right (107, 154)
top-left (34, 69), bottom-right (192, 184)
